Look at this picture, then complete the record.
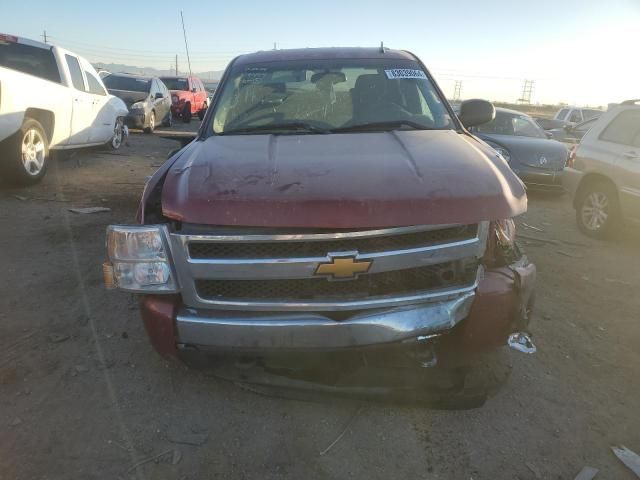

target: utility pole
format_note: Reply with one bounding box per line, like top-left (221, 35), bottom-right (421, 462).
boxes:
top-left (175, 54), bottom-right (178, 75)
top-left (180, 11), bottom-right (192, 77)
top-left (41, 30), bottom-right (48, 44)
top-left (518, 79), bottom-right (534, 104)
top-left (453, 80), bottom-right (462, 102)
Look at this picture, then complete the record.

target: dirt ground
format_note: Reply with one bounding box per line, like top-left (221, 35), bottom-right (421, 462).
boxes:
top-left (1, 121), bottom-right (639, 480)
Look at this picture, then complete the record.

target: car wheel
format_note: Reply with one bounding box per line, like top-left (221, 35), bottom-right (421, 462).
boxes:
top-left (108, 117), bottom-right (125, 150)
top-left (0, 118), bottom-right (49, 185)
top-left (198, 103), bottom-right (207, 121)
top-left (576, 181), bottom-right (620, 238)
top-left (162, 110), bottom-right (173, 127)
top-left (144, 111), bottom-right (156, 134)
top-left (182, 104), bottom-right (192, 123)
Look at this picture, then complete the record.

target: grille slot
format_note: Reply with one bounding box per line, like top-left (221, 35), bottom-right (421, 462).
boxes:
top-left (195, 261), bottom-right (478, 302)
top-left (189, 224), bottom-right (477, 259)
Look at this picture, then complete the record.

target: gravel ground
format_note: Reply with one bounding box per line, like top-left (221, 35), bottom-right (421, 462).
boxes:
top-left (1, 121), bottom-right (639, 480)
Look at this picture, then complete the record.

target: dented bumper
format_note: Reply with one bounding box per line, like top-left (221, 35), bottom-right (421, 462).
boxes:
top-left (139, 260), bottom-right (536, 361)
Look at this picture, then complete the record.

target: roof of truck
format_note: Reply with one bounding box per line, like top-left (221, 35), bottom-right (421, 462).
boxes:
top-left (233, 47), bottom-right (418, 65)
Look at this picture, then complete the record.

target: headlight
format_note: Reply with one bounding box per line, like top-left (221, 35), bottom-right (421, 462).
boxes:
top-left (104, 225), bottom-right (178, 292)
top-left (485, 141), bottom-right (511, 163)
top-left (130, 102), bottom-right (145, 110)
top-left (494, 219), bottom-right (516, 247)
top-left (171, 95), bottom-right (179, 104)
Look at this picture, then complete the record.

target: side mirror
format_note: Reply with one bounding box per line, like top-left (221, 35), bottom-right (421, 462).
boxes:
top-left (155, 92), bottom-right (164, 100)
top-left (191, 87), bottom-right (197, 93)
top-left (545, 131), bottom-right (553, 139)
top-left (458, 99), bottom-right (495, 128)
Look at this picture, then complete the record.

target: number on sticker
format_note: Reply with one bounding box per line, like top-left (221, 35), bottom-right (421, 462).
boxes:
top-left (384, 69), bottom-right (428, 80)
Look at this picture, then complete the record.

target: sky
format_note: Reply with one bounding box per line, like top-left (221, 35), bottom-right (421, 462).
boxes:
top-left (2, 0), bottom-right (639, 106)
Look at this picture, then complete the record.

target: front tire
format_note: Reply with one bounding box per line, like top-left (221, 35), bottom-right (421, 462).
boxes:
top-left (576, 181), bottom-right (620, 238)
top-left (108, 117), bottom-right (125, 150)
top-left (198, 103), bottom-right (207, 121)
top-left (144, 111), bottom-right (156, 134)
top-left (0, 118), bottom-right (49, 185)
top-left (182, 103), bottom-right (192, 123)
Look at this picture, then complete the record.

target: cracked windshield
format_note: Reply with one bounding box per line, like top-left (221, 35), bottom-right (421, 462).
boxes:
top-left (0, 1), bottom-right (639, 479)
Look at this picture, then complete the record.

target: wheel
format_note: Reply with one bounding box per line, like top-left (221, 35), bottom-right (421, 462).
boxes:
top-left (108, 117), bottom-right (124, 150)
top-left (0, 118), bottom-right (49, 185)
top-left (198, 103), bottom-right (207, 121)
top-left (576, 181), bottom-right (620, 238)
top-left (144, 111), bottom-right (156, 134)
top-left (162, 109), bottom-right (173, 127)
top-left (182, 103), bottom-right (192, 123)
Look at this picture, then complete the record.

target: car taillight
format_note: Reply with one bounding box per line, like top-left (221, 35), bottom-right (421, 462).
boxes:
top-left (566, 145), bottom-right (577, 168)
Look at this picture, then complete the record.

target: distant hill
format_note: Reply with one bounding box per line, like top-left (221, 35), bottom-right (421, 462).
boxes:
top-left (93, 62), bottom-right (224, 81)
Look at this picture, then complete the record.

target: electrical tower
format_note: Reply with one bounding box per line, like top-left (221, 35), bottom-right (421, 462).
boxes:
top-left (518, 80), bottom-right (534, 104)
top-left (453, 80), bottom-right (462, 102)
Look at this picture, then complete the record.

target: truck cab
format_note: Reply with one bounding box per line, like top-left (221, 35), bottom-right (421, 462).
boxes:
top-left (105, 48), bottom-right (537, 400)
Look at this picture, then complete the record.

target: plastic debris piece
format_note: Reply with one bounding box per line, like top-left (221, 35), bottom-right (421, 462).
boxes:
top-left (611, 445), bottom-right (640, 477)
top-left (68, 207), bottom-right (111, 214)
top-left (574, 466), bottom-right (598, 480)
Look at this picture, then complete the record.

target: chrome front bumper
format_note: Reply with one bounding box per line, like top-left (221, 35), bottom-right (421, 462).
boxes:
top-left (176, 291), bottom-right (475, 350)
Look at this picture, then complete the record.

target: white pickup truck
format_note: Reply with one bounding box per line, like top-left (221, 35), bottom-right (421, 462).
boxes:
top-left (0, 33), bottom-right (128, 184)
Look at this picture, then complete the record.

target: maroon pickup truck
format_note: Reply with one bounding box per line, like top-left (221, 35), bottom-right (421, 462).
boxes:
top-left (105, 48), bottom-right (536, 404)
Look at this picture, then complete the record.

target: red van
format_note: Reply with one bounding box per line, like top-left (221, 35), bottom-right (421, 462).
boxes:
top-left (159, 75), bottom-right (208, 122)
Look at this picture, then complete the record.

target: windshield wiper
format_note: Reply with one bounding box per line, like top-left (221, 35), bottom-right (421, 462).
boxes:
top-left (220, 122), bottom-right (330, 135)
top-left (331, 120), bottom-right (433, 133)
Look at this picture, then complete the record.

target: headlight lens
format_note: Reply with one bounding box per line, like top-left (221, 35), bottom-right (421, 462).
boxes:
top-left (130, 102), bottom-right (145, 110)
top-left (485, 141), bottom-right (511, 163)
top-left (494, 218), bottom-right (516, 247)
top-left (105, 225), bottom-right (177, 292)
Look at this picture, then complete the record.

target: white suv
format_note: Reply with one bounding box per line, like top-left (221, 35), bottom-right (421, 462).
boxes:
top-left (563, 100), bottom-right (640, 238)
top-left (554, 106), bottom-right (602, 125)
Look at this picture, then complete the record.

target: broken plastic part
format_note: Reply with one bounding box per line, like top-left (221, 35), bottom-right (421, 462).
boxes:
top-left (507, 332), bottom-right (536, 354)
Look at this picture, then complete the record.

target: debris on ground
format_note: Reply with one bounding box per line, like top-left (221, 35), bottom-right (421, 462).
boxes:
top-left (611, 445), bottom-right (640, 477)
top-left (13, 195), bottom-right (28, 201)
top-left (574, 466), bottom-right (599, 480)
top-left (172, 449), bottom-right (183, 465)
top-left (126, 449), bottom-right (175, 473)
top-left (557, 250), bottom-right (584, 259)
top-left (68, 207), bottom-right (111, 214)
top-left (522, 223), bottom-right (545, 232)
top-left (525, 461), bottom-right (542, 478)
top-left (10, 417), bottom-right (22, 426)
top-left (518, 234), bottom-right (560, 245)
top-left (48, 333), bottom-right (70, 344)
top-left (320, 407), bottom-right (363, 456)
top-left (166, 431), bottom-right (209, 446)
top-left (75, 365), bottom-right (89, 373)
top-left (605, 278), bottom-right (632, 286)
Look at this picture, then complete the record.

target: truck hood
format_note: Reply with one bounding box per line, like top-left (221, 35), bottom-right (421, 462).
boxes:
top-left (160, 130), bottom-right (527, 228)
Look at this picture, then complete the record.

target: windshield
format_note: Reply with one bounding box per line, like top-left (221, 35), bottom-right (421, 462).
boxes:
top-left (582, 108), bottom-right (602, 119)
top-left (476, 110), bottom-right (546, 138)
top-left (160, 77), bottom-right (189, 90)
top-left (210, 59), bottom-right (454, 134)
top-left (103, 75), bottom-right (150, 92)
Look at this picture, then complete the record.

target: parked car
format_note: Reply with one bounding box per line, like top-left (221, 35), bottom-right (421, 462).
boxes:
top-left (104, 48), bottom-right (537, 403)
top-left (203, 80), bottom-right (218, 103)
top-left (471, 107), bottom-right (569, 191)
top-left (0, 33), bottom-right (128, 185)
top-left (553, 106), bottom-right (602, 126)
top-left (103, 73), bottom-right (172, 133)
top-left (548, 116), bottom-right (598, 144)
top-left (159, 75), bottom-right (208, 122)
top-left (563, 99), bottom-right (640, 238)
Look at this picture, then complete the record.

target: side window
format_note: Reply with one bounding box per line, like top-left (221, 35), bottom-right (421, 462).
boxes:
top-left (569, 110), bottom-right (582, 123)
top-left (85, 71), bottom-right (106, 95)
top-left (151, 79), bottom-right (160, 96)
top-left (599, 110), bottom-right (640, 147)
top-left (65, 55), bottom-right (85, 91)
top-left (557, 108), bottom-right (569, 120)
top-left (0, 43), bottom-right (61, 83)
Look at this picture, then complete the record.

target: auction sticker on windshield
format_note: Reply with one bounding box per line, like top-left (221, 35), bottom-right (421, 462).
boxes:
top-left (384, 69), bottom-right (427, 80)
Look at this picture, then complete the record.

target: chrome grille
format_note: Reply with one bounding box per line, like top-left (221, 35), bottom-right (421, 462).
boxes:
top-left (168, 223), bottom-right (488, 312)
top-left (195, 260), bottom-right (478, 302)
top-left (188, 225), bottom-right (478, 259)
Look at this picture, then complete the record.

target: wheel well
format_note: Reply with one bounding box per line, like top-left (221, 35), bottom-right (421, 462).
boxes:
top-left (574, 173), bottom-right (618, 208)
top-left (24, 108), bottom-right (55, 143)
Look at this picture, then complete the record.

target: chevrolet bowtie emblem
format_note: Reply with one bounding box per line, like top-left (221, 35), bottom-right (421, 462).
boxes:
top-left (315, 255), bottom-right (372, 280)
